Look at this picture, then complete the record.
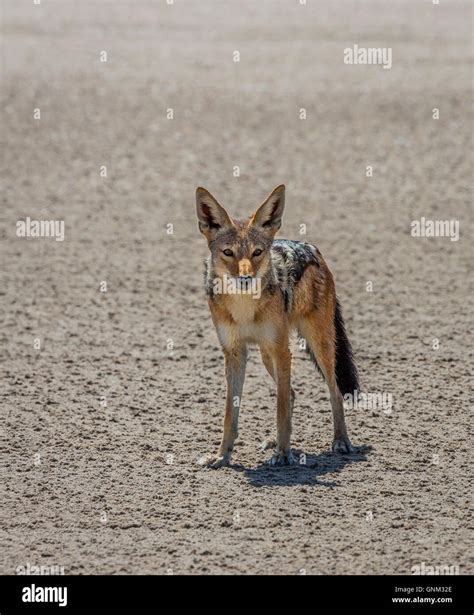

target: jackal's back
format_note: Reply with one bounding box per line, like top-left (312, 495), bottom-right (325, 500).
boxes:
top-left (270, 239), bottom-right (322, 311)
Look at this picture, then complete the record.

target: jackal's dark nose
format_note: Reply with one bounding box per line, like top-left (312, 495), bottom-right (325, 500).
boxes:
top-left (238, 275), bottom-right (253, 282)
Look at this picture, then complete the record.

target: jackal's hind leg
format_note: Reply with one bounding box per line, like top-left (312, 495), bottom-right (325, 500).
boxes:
top-left (299, 316), bottom-right (354, 454)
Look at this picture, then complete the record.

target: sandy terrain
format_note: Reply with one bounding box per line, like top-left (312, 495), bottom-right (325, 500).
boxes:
top-left (1, 0), bottom-right (472, 575)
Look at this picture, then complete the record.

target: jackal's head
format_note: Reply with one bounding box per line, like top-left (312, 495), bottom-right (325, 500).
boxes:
top-left (196, 185), bottom-right (285, 284)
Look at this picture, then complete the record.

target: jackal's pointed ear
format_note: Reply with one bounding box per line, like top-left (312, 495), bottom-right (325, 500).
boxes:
top-left (196, 187), bottom-right (233, 242)
top-left (250, 185), bottom-right (285, 236)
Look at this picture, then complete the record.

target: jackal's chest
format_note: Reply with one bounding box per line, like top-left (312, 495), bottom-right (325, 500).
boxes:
top-left (226, 294), bottom-right (257, 324)
top-left (216, 296), bottom-right (275, 348)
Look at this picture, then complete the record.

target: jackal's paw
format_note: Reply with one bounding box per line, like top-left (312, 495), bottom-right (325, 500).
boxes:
top-left (266, 449), bottom-right (296, 467)
top-left (332, 436), bottom-right (355, 454)
top-left (260, 438), bottom-right (277, 452)
top-left (197, 453), bottom-right (230, 469)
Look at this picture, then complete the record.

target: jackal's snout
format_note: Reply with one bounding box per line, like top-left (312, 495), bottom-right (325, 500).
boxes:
top-left (238, 258), bottom-right (255, 280)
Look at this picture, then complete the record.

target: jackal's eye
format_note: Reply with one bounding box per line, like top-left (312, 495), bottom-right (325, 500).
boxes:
top-left (223, 249), bottom-right (234, 257)
top-left (252, 249), bottom-right (263, 257)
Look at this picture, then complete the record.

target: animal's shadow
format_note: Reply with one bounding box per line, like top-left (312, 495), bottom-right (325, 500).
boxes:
top-left (233, 445), bottom-right (372, 488)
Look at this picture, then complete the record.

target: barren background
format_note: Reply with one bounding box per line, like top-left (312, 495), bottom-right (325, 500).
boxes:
top-left (1, 0), bottom-right (472, 575)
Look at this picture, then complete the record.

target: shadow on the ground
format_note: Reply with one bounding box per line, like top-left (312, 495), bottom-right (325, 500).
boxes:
top-left (233, 445), bottom-right (372, 488)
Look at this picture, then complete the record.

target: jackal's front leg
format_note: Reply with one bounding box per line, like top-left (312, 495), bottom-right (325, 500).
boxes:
top-left (265, 346), bottom-right (295, 466)
top-left (198, 346), bottom-right (247, 468)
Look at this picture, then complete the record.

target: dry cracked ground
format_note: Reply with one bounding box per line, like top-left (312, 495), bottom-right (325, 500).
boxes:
top-left (1, 0), bottom-right (472, 575)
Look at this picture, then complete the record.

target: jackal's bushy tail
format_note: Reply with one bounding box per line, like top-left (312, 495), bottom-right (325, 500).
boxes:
top-left (334, 300), bottom-right (359, 396)
top-left (302, 299), bottom-right (359, 396)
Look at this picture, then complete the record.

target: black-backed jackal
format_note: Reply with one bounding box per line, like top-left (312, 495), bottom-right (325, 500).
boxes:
top-left (196, 185), bottom-right (359, 468)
